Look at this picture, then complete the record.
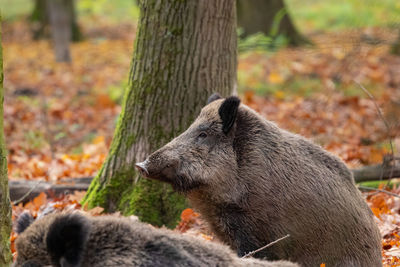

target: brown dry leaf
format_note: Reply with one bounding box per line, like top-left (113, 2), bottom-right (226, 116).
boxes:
top-left (87, 206), bottom-right (105, 216)
top-left (68, 191), bottom-right (87, 203)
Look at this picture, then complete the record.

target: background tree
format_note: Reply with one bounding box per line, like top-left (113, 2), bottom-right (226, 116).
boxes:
top-left (47, 0), bottom-right (74, 62)
top-left (82, 0), bottom-right (237, 228)
top-left (392, 28), bottom-right (400, 55)
top-left (30, 0), bottom-right (81, 42)
top-left (237, 0), bottom-right (308, 46)
top-left (0, 15), bottom-right (12, 266)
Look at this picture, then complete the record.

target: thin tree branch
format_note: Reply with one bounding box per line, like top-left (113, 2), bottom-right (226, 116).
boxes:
top-left (354, 81), bottom-right (396, 183)
top-left (12, 180), bottom-right (44, 205)
top-left (358, 185), bottom-right (400, 199)
top-left (241, 234), bottom-right (290, 258)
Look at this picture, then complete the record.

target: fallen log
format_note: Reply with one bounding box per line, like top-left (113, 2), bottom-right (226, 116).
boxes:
top-left (9, 177), bottom-right (91, 204)
top-left (8, 164), bottom-right (400, 203)
top-left (352, 164), bottom-right (400, 183)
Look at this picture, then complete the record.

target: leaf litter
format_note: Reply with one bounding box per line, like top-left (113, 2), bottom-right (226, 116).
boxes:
top-left (3, 21), bottom-right (400, 265)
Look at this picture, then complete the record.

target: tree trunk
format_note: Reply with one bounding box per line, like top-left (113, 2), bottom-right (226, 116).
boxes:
top-left (237, 0), bottom-right (308, 46)
top-left (30, 0), bottom-right (50, 40)
top-left (391, 28), bottom-right (400, 55)
top-left (82, 0), bottom-right (236, 228)
top-left (0, 16), bottom-right (12, 266)
top-left (31, 0), bottom-right (81, 42)
top-left (47, 0), bottom-right (73, 62)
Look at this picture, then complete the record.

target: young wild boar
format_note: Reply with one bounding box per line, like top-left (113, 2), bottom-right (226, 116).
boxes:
top-left (135, 94), bottom-right (382, 267)
top-left (13, 212), bottom-right (298, 267)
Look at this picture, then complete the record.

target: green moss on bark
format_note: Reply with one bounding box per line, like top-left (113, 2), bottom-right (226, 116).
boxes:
top-left (0, 15), bottom-right (12, 266)
top-left (128, 179), bottom-right (187, 228)
top-left (83, 165), bottom-right (186, 228)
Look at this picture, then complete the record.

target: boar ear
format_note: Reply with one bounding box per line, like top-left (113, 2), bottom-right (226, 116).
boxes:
top-left (218, 96), bottom-right (240, 134)
top-left (16, 212), bottom-right (34, 234)
top-left (46, 213), bottom-right (91, 267)
top-left (207, 93), bottom-right (222, 104)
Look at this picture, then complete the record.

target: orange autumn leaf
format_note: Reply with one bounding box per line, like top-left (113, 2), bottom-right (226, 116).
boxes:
top-left (10, 232), bottom-right (17, 253)
top-left (96, 94), bottom-right (115, 109)
top-left (244, 90), bottom-right (255, 104)
top-left (180, 208), bottom-right (199, 222)
top-left (92, 135), bottom-right (105, 145)
top-left (25, 192), bottom-right (47, 211)
top-left (268, 72), bottom-right (284, 84)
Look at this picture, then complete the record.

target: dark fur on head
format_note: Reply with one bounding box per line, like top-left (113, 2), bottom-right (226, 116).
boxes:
top-left (46, 213), bottom-right (91, 267)
top-left (13, 213), bottom-right (298, 267)
top-left (137, 94), bottom-right (382, 267)
top-left (20, 261), bottom-right (42, 267)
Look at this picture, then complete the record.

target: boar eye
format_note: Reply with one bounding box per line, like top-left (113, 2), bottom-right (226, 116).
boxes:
top-left (198, 132), bottom-right (207, 139)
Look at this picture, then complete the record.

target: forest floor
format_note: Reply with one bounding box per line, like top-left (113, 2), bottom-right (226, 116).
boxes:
top-left (3, 15), bottom-right (400, 266)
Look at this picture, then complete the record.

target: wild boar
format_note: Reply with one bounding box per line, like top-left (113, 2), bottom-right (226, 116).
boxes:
top-left (13, 212), bottom-right (298, 267)
top-left (136, 94), bottom-right (382, 267)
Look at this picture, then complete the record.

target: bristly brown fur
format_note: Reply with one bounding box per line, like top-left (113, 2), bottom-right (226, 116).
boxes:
top-left (13, 212), bottom-right (298, 267)
top-left (138, 96), bottom-right (382, 267)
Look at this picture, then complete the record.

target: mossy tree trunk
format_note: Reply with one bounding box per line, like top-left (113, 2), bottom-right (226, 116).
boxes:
top-left (31, 0), bottom-right (82, 42)
top-left (0, 15), bottom-right (12, 266)
top-left (82, 0), bottom-right (237, 228)
top-left (237, 0), bottom-right (308, 46)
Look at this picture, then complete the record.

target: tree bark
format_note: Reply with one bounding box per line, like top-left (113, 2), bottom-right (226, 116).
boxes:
top-left (391, 28), bottom-right (400, 55)
top-left (82, 0), bottom-right (237, 228)
top-left (31, 0), bottom-right (82, 42)
top-left (30, 0), bottom-right (50, 40)
top-left (0, 16), bottom-right (12, 266)
top-left (237, 0), bottom-right (308, 46)
top-left (47, 0), bottom-right (73, 62)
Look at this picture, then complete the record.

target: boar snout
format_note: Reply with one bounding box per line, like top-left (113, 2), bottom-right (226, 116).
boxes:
top-left (135, 160), bottom-right (149, 176)
top-left (135, 151), bottom-right (180, 184)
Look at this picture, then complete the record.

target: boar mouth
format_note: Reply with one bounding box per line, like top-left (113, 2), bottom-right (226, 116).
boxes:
top-left (135, 161), bottom-right (204, 193)
top-left (135, 161), bottom-right (175, 184)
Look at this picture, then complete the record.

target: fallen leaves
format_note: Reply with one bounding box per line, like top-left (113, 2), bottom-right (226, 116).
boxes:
top-left (3, 21), bottom-right (130, 182)
top-left (3, 20), bottom-right (400, 266)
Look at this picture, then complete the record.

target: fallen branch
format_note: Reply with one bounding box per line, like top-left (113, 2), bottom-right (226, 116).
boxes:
top-left (352, 164), bottom-right (400, 183)
top-left (9, 178), bottom-right (90, 203)
top-left (8, 162), bottom-right (400, 203)
top-left (13, 180), bottom-right (44, 205)
top-left (241, 234), bottom-right (290, 258)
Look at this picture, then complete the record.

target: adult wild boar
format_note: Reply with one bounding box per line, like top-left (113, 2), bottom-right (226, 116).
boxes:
top-left (135, 94), bottom-right (382, 267)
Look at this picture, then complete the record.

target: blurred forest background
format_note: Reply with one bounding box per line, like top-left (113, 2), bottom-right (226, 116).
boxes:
top-left (1, 0), bottom-right (400, 265)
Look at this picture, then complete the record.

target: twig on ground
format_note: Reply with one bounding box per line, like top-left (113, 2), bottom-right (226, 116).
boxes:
top-left (241, 234), bottom-right (290, 258)
top-left (358, 185), bottom-right (400, 199)
top-left (354, 81), bottom-right (396, 183)
top-left (13, 180), bottom-right (44, 205)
